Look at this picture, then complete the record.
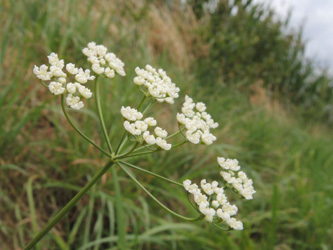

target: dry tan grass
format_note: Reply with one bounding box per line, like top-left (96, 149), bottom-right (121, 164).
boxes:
top-left (147, 5), bottom-right (200, 70)
top-left (249, 79), bottom-right (294, 125)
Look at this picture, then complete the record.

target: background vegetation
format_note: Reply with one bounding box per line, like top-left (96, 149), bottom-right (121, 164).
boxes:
top-left (0, 0), bottom-right (332, 249)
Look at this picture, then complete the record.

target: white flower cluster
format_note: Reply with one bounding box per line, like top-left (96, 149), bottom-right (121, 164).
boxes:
top-left (33, 53), bottom-right (94, 109)
top-left (121, 106), bottom-right (172, 150)
top-left (218, 157), bottom-right (256, 200)
top-left (82, 42), bottom-right (125, 78)
top-left (183, 179), bottom-right (243, 230)
top-left (177, 95), bottom-right (219, 145)
top-left (134, 65), bottom-right (180, 104)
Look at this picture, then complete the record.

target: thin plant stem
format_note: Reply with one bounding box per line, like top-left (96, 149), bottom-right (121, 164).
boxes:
top-left (24, 160), bottom-right (115, 250)
top-left (137, 95), bottom-right (147, 111)
top-left (40, 81), bottom-right (48, 88)
top-left (178, 124), bottom-right (187, 139)
top-left (94, 77), bottom-right (113, 154)
top-left (115, 133), bottom-right (127, 154)
top-left (115, 142), bottom-right (139, 159)
top-left (131, 145), bottom-right (154, 154)
top-left (118, 163), bottom-right (202, 222)
top-left (187, 193), bottom-right (199, 211)
top-left (165, 130), bottom-right (181, 140)
top-left (142, 99), bottom-right (154, 114)
top-left (111, 167), bottom-right (126, 249)
top-left (119, 149), bottom-right (159, 159)
top-left (119, 161), bottom-right (183, 187)
top-left (120, 140), bottom-right (187, 159)
top-left (60, 95), bottom-right (111, 158)
top-left (171, 140), bottom-right (186, 149)
top-left (212, 223), bottom-right (231, 231)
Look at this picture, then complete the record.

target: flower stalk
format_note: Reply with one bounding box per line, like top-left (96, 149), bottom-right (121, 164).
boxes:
top-left (24, 160), bottom-right (115, 250)
top-left (61, 95), bottom-right (111, 158)
top-left (94, 76), bottom-right (113, 153)
top-left (118, 163), bottom-right (202, 222)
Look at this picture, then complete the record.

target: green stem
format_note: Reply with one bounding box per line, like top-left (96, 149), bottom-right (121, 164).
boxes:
top-left (94, 77), bottom-right (113, 154)
top-left (165, 130), bottom-right (181, 140)
top-left (24, 160), bottom-right (115, 250)
top-left (115, 133), bottom-right (127, 155)
top-left (142, 99), bottom-right (154, 114)
top-left (119, 149), bottom-right (159, 159)
top-left (178, 124), bottom-right (187, 139)
top-left (137, 95), bottom-right (147, 111)
top-left (171, 140), bottom-right (186, 149)
top-left (119, 161), bottom-right (183, 187)
top-left (111, 167), bottom-right (126, 249)
top-left (118, 163), bottom-right (202, 222)
top-left (40, 81), bottom-right (48, 88)
top-left (121, 140), bottom-right (186, 159)
top-left (115, 142), bottom-right (139, 159)
top-left (212, 223), bottom-right (231, 231)
top-left (131, 145), bottom-right (154, 154)
top-left (131, 129), bottom-right (184, 154)
top-left (60, 95), bottom-right (111, 158)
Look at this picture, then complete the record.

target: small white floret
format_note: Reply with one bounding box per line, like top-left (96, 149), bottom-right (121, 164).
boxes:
top-left (66, 94), bottom-right (84, 110)
top-left (154, 127), bottom-right (168, 138)
top-left (48, 81), bottom-right (65, 95)
top-left (78, 85), bottom-right (93, 99)
top-left (143, 131), bottom-right (156, 145)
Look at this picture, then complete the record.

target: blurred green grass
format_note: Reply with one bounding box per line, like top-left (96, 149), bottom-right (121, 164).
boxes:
top-left (0, 0), bottom-right (333, 249)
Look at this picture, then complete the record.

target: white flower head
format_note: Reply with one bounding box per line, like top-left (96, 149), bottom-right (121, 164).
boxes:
top-left (123, 121), bottom-right (141, 135)
top-left (121, 106), bottom-right (143, 121)
top-left (217, 157), bottom-right (240, 171)
top-left (78, 85), bottom-right (93, 99)
top-left (75, 68), bottom-right (95, 84)
top-left (218, 157), bottom-right (256, 200)
top-left (226, 218), bottom-right (243, 230)
top-left (134, 65), bottom-right (180, 104)
top-left (144, 117), bottom-right (157, 127)
top-left (154, 127), bottom-right (168, 138)
top-left (183, 178), bottom-right (245, 230)
top-left (66, 94), bottom-right (84, 110)
top-left (66, 82), bottom-right (76, 94)
top-left (143, 131), bottom-right (156, 145)
top-left (47, 53), bottom-right (64, 68)
top-left (120, 106), bottom-right (172, 150)
top-left (155, 137), bottom-right (172, 150)
top-left (177, 95), bottom-right (218, 145)
top-left (48, 81), bottom-right (65, 95)
top-left (135, 120), bottom-right (148, 132)
top-left (66, 63), bottom-right (79, 75)
top-left (33, 65), bottom-right (52, 81)
top-left (82, 42), bottom-right (125, 78)
top-left (183, 179), bottom-right (192, 191)
top-left (33, 53), bottom-right (94, 110)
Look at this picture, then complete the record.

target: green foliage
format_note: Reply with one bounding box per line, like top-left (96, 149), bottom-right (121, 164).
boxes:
top-left (190, 0), bottom-right (333, 123)
top-left (0, 0), bottom-right (333, 249)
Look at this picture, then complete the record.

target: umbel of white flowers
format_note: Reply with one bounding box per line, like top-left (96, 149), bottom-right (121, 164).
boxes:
top-left (177, 95), bottom-right (219, 145)
top-left (121, 106), bottom-right (172, 150)
top-left (134, 64), bottom-right (180, 104)
top-left (33, 53), bottom-right (95, 109)
top-left (82, 42), bottom-right (125, 78)
top-left (33, 42), bottom-right (126, 110)
top-left (218, 157), bottom-right (256, 200)
top-left (183, 157), bottom-right (256, 230)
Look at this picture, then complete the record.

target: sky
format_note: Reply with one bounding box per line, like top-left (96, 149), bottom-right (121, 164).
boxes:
top-left (253, 0), bottom-right (333, 71)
